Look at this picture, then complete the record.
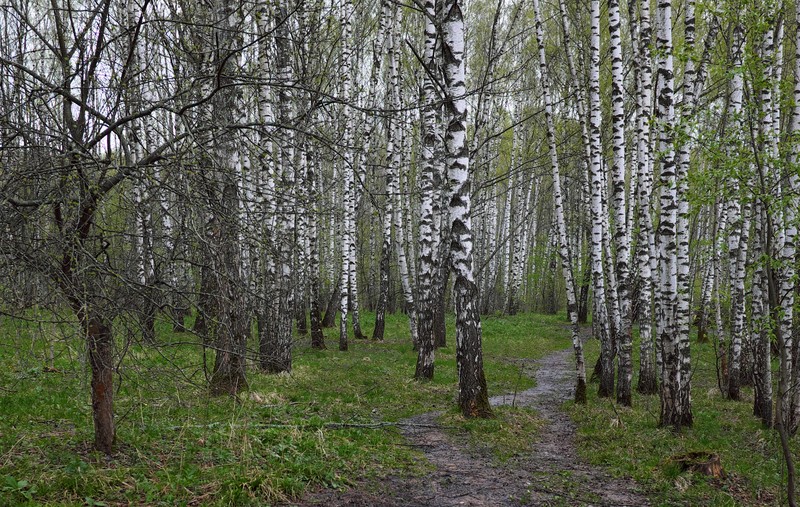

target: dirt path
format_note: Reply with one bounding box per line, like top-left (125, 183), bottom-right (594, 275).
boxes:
top-left (296, 347), bottom-right (650, 506)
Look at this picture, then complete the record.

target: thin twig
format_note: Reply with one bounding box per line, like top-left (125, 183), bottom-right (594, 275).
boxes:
top-left (168, 421), bottom-right (453, 431)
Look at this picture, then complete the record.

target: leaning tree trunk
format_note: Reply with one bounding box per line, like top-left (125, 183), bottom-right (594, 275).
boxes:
top-left (442, 0), bottom-right (492, 418)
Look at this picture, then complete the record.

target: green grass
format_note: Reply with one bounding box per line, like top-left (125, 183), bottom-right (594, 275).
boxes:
top-left (0, 310), bottom-right (570, 506)
top-left (569, 331), bottom-right (790, 506)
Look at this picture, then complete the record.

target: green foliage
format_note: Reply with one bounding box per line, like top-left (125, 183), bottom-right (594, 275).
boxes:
top-left (2, 475), bottom-right (38, 503)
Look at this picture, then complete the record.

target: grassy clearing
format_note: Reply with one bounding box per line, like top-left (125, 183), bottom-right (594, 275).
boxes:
top-left (0, 311), bottom-right (570, 506)
top-left (570, 332), bottom-right (791, 506)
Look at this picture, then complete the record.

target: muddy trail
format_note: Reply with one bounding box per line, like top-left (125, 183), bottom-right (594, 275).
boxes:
top-left (296, 347), bottom-right (650, 506)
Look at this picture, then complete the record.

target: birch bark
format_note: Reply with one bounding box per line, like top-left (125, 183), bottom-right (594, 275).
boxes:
top-left (533, 0), bottom-right (586, 402)
top-left (416, 0), bottom-right (440, 377)
top-left (655, 0), bottom-right (691, 428)
top-left (443, 0), bottom-right (492, 417)
top-left (588, 0), bottom-right (613, 399)
top-left (608, 0), bottom-right (632, 405)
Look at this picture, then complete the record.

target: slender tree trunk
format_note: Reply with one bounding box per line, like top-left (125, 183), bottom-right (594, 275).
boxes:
top-left (373, 244), bottom-right (390, 340)
top-left (434, 244), bottom-right (450, 348)
top-left (588, 0), bottom-right (613, 399)
top-left (338, 0), bottom-right (357, 350)
top-left (558, 0), bottom-right (592, 327)
top-left (416, 0), bottom-right (440, 377)
top-left (727, 202), bottom-right (751, 400)
top-left (533, 0), bottom-right (586, 402)
top-left (307, 151), bottom-right (325, 349)
top-left (608, 0), bottom-right (632, 406)
top-left (372, 106), bottom-right (394, 342)
top-left (630, 0), bottom-right (657, 394)
top-left (396, 151), bottom-right (420, 349)
top-left (751, 201), bottom-right (772, 426)
top-left (322, 277), bottom-right (340, 328)
top-left (265, 0), bottom-right (295, 373)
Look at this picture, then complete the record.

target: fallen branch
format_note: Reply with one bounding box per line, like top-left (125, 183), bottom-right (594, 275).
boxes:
top-left (168, 421), bottom-right (452, 431)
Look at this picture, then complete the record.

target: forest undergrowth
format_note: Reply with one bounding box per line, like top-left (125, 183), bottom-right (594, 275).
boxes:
top-left (0, 311), bottom-right (566, 506)
top-left (572, 331), bottom-right (791, 506)
top-left (0, 311), bottom-right (793, 506)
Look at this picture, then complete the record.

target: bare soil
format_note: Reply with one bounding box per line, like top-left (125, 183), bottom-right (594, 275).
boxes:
top-left (294, 347), bottom-right (650, 506)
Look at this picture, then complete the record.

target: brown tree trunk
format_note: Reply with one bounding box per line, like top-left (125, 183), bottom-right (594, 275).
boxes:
top-left (310, 297), bottom-right (325, 350)
top-left (141, 297), bottom-right (157, 343)
top-left (433, 255), bottom-right (450, 348)
top-left (322, 278), bottom-right (340, 328)
top-left (88, 316), bottom-right (115, 454)
top-left (172, 306), bottom-right (188, 333)
top-left (296, 298), bottom-right (308, 336)
top-left (577, 245), bottom-right (591, 324)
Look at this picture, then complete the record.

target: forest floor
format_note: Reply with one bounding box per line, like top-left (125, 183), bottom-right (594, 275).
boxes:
top-left (1, 312), bottom-right (788, 506)
top-left (297, 344), bottom-right (650, 506)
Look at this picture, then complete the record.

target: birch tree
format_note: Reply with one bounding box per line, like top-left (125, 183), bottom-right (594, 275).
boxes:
top-left (532, 0), bottom-right (586, 402)
top-left (630, 0), bottom-right (658, 394)
top-left (416, 0), bottom-right (441, 378)
top-left (443, 0), bottom-right (492, 417)
top-left (587, 0), bottom-right (614, 399)
top-left (608, 0), bottom-right (632, 406)
top-left (338, 0), bottom-right (366, 350)
top-left (655, 0), bottom-right (691, 428)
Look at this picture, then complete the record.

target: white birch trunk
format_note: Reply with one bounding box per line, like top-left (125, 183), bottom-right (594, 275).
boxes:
top-left (415, 0), bottom-right (441, 365)
top-left (588, 0), bottom-right (613, 400)
top-left (608, 0), bottom-right (632, 405)
top-left (727, 202), bottom-right (751, 400)
top-left (533, 0), bottom-right (586, 401)
top-left (656, 0), bottom-right (691, 428)
top-left (443, 0), bottom-right (492, 417)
